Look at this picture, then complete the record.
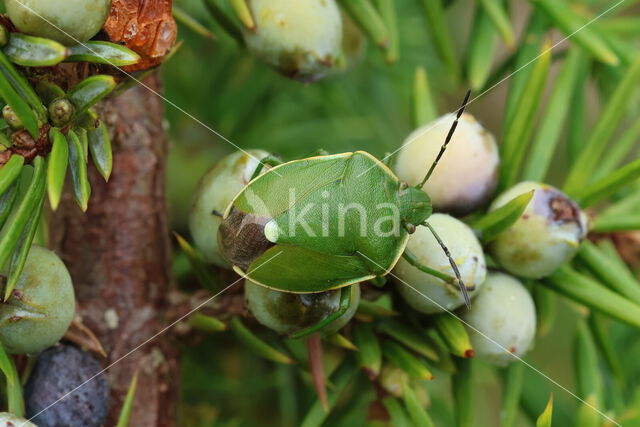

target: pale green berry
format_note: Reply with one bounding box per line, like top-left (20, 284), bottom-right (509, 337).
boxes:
top-left (243, 0), bottom-right (342, 82)
top-left (395, 113), bottom-right (500, 216)
top-left (5, 0), bottom-right (112, 46)
top-left (0, 246), bottom-right (75, 354)
top-left (462, 272), bottom-right (536, 366)
top-left (0, 413), bottom-right (36, 426)
top-left (189, 150), bottom-right (270, 267)
top-left (394, 213), bottom-right (486, 314)
top-left (244, 280), bottom-right (360, 336)
top-left (488, 181), bottom-right (588, 279)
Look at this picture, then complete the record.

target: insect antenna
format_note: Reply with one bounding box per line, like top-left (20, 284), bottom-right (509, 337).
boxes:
top-left (423, 221), bottom-right (472, 309)
top-left (417, 90), bottom-right (471, 189)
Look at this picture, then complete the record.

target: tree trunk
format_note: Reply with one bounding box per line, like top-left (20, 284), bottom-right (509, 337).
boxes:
top-left (49, 73), bottom-right (178, 426)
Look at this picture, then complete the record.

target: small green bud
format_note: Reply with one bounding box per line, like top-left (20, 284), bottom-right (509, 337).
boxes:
top-left (48, 98), bottom-right (75, 126)
top-left (2, 105), bottom-right (22, 129)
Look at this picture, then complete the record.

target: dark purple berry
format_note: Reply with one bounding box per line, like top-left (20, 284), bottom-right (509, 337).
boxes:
top-left (24, 345), bottom-right (109, 427)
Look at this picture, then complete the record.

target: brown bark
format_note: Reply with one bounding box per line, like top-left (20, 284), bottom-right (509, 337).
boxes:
top-left (49, 73), bottom-right (178, 426)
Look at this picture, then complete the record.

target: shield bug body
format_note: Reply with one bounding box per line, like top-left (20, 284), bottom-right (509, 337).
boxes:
top-left (190, 149), bottom-right (271, 267)
top-left (218, 92), bottom-right (474, 332)
top-left (219, 150), bottom-right (431, 292)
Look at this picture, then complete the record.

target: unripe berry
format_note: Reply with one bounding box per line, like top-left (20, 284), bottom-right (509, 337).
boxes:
top-left (462, 272), bottom-right (536, 366)
top-left (243, 0), bottom-right (342, 82)
top-left (394, 214), bottom-right (486, 314)
top-left (394, 113), bottom-right (499, 216)
top-left (48, 98), bottom-right (75, 127)
top-left (0, 413), bottom-right (36, 426)
top-left (2, 105), bottom-right (22, 130)
top-left (25, 345), bottom-right (109, 427)
top-left (5, 0), bottom-right (112, 46)
top-left (244, 280), bottom-right (360, 336)
top-left (488, 182), bottom-right (588, 279)
top-left (0, 246), bottom-right (75, 354)
top-left (189, 150), bottom-right (270, 267)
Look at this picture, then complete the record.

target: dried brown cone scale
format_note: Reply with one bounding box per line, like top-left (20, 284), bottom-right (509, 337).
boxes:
top-left (103, 0), bottom-right (177, 72)
top-left (0, 124), bottom-right (52, 166)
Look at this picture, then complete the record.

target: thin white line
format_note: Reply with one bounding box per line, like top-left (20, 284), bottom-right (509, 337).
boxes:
top-left (23, 250), bottom-right (283, 426)
top-left (357, 0), bottom-right (625, 179)
top-left (10, 0), bottom-right (282, 176)
top-left (355, 250), bottom-right (621, 426)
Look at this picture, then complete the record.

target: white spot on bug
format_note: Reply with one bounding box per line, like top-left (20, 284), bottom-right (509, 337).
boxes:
top-left (105, 309), bottom-right (119, 330)
top-left (264, 220), bottom-right (280, 243)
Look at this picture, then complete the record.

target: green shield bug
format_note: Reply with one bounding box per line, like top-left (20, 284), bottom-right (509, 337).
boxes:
top-left (219, 92), bottom-right (473, 334)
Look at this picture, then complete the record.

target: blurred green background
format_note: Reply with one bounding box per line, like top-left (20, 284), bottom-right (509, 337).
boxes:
top-left (164, 0), bottom-right (640, 425)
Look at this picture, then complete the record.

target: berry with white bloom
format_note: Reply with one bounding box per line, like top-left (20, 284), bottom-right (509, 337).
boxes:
top-left (488, 181), bottom-right (588, 279)
top-left (243, 0), bottom-right (342, 82)
top-left (462, 272), bottom-right (536, 366)
top-left (394, 214), bottom-right (486, 313)
top-left (394, 113), bottom-right (499, 216)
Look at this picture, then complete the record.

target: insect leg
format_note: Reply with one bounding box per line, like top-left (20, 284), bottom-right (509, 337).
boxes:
top-left (401, 248), bottom-right (457, 284)
top-left (250, 155), bottom-right (284, 180)
top-left (290, 286), bottom-right (353, 339)
top-left (417, 90), bottom-right (471, 189)
top-left (423, 221), bottom-right (471, 308)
